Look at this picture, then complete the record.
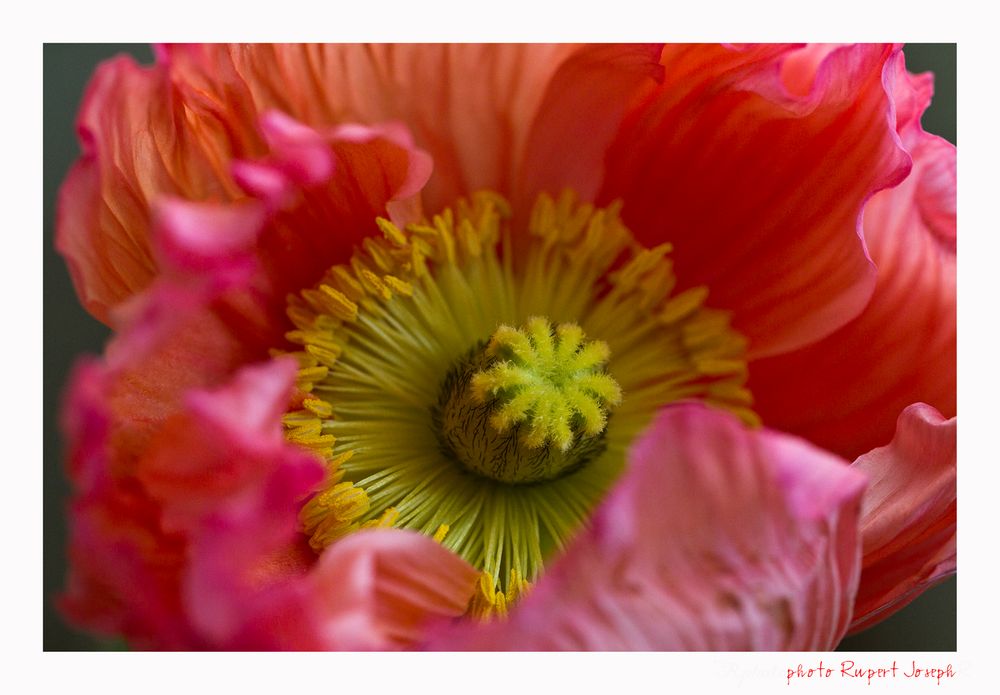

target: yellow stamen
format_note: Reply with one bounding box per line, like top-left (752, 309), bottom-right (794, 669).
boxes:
top-left (300, 481), bottom-right (371, 550)
top-left (276, 190), bottom-right (755, 615)
top-left (467, 570), bottom-right (533, 621)
top-left (433, 524), bottom-right (450, 543)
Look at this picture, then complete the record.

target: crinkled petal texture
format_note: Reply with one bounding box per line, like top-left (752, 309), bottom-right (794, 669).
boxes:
top-left (749, 54), bottom-right (956, 460)
top-left (426, 405), bottom-right (868, 651)
top-left (59, 43), bottom-right (956, 650)
top-left (848, 404), bottom-right (956, 633)
top-left (597, 44), bottom-right (913, 358)
top-left (161, 44), bottom-right (664, 213)
top-left (61, 362), bottom-right (198, 647)
top-left (60, 117), bottom-right (478, 649)
top-left (56, 55), bottom-right (252, 324)
top-left (58, 44), bottom-right (665, 322)
top-left (309, 530), bottom-right (480, 650)
top-left (83, 115), bottom-right (431, 460)
top-left (64, 358), bottom-right (478, 650)
top-left (61, 357), bottom-right (320, 648)
top-left (160, 43), bottom-right (579, 212)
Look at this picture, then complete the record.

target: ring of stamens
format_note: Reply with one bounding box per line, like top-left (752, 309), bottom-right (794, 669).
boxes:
top-left (278, 190), bottom-right (756, 618)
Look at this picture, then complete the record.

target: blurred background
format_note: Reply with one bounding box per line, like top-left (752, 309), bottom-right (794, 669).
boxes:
top-left (43, 43), bottom-right (957, 650)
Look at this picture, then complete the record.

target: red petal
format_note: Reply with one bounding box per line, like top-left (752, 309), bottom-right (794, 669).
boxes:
top-left (242, 117), bottom-right (432, 305)
top-left (748, 52), bottom-right (955, 460)
top-left (426, 404), bottom-right (867, 650)
top-left (516, 44), bottom-right (665, 206)
top-left (598, 44), bottom-right (912, 357)
top-left (848, 404), bottom-right (956, 632)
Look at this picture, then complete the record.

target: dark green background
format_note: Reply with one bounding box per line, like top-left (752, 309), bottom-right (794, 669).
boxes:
top-left (42, 44), bottom-right (958, 651)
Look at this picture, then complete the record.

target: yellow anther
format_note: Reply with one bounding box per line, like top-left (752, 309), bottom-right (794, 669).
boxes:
top-left (284, 420), bottom-right (321, 439)
top-left (286, 305), bottom-right (316, 331)
top-left (285, 329), bottom-right (340, 352)
top-left (306, 344), bottom-right (342, 368)
top-left (281, 410), bottom-right (316, 427)
top-left (458, 218), bottom-right (482, 257)
top-left (613, 243), bottom-right (673, 292)
top-left (356, 268), bottom-right (391, 300)
top-left (303, 397), bottom-right (333, 418)
top-left (331, 266), bottom-right (366, 301)
top-left (275, 349), bottom-right (318, 369)
top-left (682, 310), bottom-right (733, 348)
top-left (301, 481), bottom-right (371, 550)
top-left (361, 507), bottom-right (399, 529)
top-left (363, 237), bottom-right (396, 273)
top-left (466, 570), bottom-right (531, 621)
top-left (383, 275), bottom-right (414, 297)
top-left (693, 358), bottom-right (748, 377)
top-left (657, 285), bottom-right (709, 324)
top-left (318, 285), bottom-right (359, 321)
top-left (376, 217), bottom-right (408, 247)
top-left (438, 223), bottom-right (456, 264)
top-left (295, 365), bottom-right (329, 392)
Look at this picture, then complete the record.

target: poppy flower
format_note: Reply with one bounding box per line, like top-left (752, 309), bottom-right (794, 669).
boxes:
top-left (56, 43), bottom-right (955, 650)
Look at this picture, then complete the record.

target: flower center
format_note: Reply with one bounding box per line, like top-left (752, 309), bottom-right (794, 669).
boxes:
top-left (278, 191), bottom-right (756, 618)
top-left (436, 318), bottom-right (621, 484)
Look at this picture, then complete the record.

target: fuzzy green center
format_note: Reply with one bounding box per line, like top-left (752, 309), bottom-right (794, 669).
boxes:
top-left (435, 318), bottom-right (622, 484)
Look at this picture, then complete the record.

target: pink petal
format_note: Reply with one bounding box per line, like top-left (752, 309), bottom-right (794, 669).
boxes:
top-left (59, 90), bottom-right (439, 645)
top-left (61, 355), bottom-right (327, 649)
top-left (310, 530), bottom-right (480, 650)
top-left (153, 197), bottom-right (266, 275)
top-left (258, 110), bottom-right (337, 185)
top-left (100, 292), bottom-right (262, 453)
top-left (104, 111), bottom-right (431, 360)
top-left (183, 462), bottom-right (324, 649)
top-left (61, 272), bottom-right (472, 649)
top-left (426, 404), bottom-right (867, 650)
top-left (779, 43), bottom-right (844, 95)
top-left (62, 485), bottom-right (200, 649)
top-left (59, 361), bottom-right (202, 648)
top-left (598, 44), bottom-right (913, 358)
top-left (137, 359), bottom-right (323, 532)
top-left (58, 236), bottom-right (282, 647)
top-left (150, 362), bottom-right (324, 649)
top-left (231, 160), bottom-right (293, 208)
top-left (848, 404), bottom-right (956, 632)
top-left (186, 358), bottom-right (296, 438)
top-left (180, 421), bottom-right (475, 649)
top-left (748, 51), bottom-right (955, 460)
